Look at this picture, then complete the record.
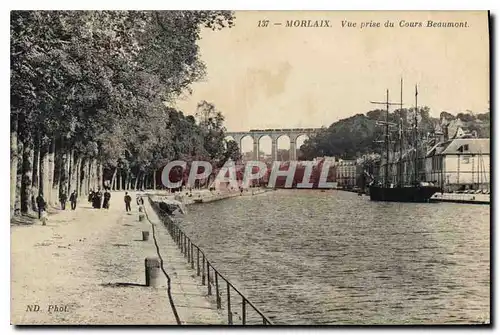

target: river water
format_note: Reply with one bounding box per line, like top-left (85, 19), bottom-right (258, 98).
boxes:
top-left (174, 189), bottom-right (490, 325)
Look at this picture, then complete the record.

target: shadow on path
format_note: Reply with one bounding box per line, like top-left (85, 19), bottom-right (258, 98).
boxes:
top-left (100, 282), bottom-right (147, 288)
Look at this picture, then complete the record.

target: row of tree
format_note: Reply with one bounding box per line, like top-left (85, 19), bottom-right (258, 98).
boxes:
top-left (11, 10), bottom-right (240, 217)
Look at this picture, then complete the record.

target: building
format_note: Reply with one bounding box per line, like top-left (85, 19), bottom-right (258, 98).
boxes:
top-left (425, 138), bottom-right (490, 192)
top-left (336, 159), bottom-right (357, 189)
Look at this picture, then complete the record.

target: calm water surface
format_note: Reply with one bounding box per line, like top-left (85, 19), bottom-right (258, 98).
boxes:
top-left (173, 190), bottom-right (490, 325)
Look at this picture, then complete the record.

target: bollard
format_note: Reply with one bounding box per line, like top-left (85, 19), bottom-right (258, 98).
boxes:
top-left (142, 230), bottom-right (150, 241)
top-left (145, 257), bottom-right (161, 287)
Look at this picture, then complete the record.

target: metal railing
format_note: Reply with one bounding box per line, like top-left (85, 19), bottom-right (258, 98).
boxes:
top-left (149, 198), bottom-right (273, 326)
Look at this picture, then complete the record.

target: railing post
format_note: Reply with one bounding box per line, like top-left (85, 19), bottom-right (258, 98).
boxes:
top-left (215, 273), bottom-right (221, 309)
top-left (178, 230), bottom-right (181, 251)
top-left (191, 244), bottom-right (194, 269)
top-left (227, 282), bottom-right (233, 325)
top-left (242, 299), bottom-right (246, 325)
top-left (183, 236), bottom-right (187, 257)
top-left (262, 316), bottom-right (266, 325)
top-left (207, 262), bottom-right (212, 295)
top-left (197, 249), bottom-right (200, 276)
top-left (202, 254), bottom-right (206, 285)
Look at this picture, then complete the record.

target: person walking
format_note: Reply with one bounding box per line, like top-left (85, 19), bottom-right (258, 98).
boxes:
top-left (124, 192), bottom-right (132, 212)
top-left (94, 188), bottom-right (103, 209)
top-left (103, 189), bottom-right (111, 209)
top-left (59, 192), bottom-right (67, 210)
top-left (69, 190), bottom-right (77, 210)
top-left (36, 193), bottom-right (46, 219)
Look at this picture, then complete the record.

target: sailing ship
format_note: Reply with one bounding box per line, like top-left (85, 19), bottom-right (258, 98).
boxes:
top-left (368, 80), bottom-right (441, 202)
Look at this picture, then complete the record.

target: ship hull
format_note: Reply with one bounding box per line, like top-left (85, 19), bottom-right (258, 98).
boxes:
top-left (369, 185), bottom-right (440, 203)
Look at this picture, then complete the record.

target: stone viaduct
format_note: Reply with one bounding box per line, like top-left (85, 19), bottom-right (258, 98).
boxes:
top-left (225, 128), bottom-right (321, 161)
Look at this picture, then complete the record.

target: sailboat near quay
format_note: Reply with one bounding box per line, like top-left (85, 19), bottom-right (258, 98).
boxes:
top-left (368, 80), bottom-right (441, 202)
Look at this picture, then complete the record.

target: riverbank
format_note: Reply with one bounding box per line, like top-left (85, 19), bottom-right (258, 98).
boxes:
top-left (148, 187), bottom-right (271, 205)
top-left (10, 191), bottom-right (224, 325)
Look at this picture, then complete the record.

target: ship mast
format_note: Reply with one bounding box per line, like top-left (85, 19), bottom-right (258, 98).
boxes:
top-left (371, 88), bottom-right (401, 187)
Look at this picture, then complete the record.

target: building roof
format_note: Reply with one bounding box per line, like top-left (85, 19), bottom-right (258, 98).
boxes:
top-left (440, 138), bottom-right (490, 155)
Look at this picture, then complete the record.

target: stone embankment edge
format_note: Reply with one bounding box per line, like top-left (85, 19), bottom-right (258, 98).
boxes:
top-left (143, 202), bottom-right (182, 325)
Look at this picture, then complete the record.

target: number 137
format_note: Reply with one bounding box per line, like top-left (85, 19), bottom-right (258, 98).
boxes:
top-left (258, 20), bottom-right (269, 27)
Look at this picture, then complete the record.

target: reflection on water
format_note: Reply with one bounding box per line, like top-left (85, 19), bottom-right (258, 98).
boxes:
top-left (174, 190), bottom-right (490, 324)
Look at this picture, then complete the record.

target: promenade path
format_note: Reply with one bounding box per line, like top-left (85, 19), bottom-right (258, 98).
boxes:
top-left (11, 191), bottom-right (224, 325)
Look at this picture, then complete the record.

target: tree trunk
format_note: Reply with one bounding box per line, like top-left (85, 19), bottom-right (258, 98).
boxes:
top-left (97, 160), bottom-right (103, 190)
top-left (74, 156), bottom-right (79, 195)
top-left (39, 139), bottom-right (49, 200)
top-left (10, 112), bottom-right (19, 217)
top-left (138, 172), bottom-right (144, 190)
top-left (110, 167), bottom-right (117, 191)
top-left (92, 158), bottom-right (98, 190)
top-left (79, 158), bottom-right (87, 196)
top-left (134, 171), bottom-right (140, 190)
top-left (20, 135), bottom-right (34, 214)
top-left (153, 170), bottom-right (156, 190)
top-left (86, 159), bottom-right (91, 193)
top-left (67, 149), bottom-right (73, 194)
top-left (47, 138), bottom-right (55, 205)
top-left (69, 151), bottom-right (79, 194)
top-left (116, 167), bottom-right (121, 191)
top-left (59, 149), bottom-right (69, 202)
top-left (15, 139), bottom-right (23, 213)
top-left (32, 132), bottom-right (40, 198)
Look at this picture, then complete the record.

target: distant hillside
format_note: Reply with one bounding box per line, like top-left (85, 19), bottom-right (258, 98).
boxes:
top-left (299, 109), bottom-right (490, 160)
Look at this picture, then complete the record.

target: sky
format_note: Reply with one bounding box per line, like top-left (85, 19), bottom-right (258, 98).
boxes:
top-left (173, 11), bottom-right (489, 152)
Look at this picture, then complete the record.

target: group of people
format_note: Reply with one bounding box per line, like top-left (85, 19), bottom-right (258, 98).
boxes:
top-left (88, 188), bottom-right (112, 209)
top-left (58, 190), bottom-right (78, 210)
top-left (34, 188), bottom-right (140, 225)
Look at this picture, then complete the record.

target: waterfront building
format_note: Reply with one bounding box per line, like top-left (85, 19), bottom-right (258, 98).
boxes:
top-left (336, 159), bottom-right (357, 189)
top-left (424, 137), bottom-right (490, 192)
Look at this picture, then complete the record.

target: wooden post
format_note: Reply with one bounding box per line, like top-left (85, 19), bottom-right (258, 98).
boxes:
top-left (191, 244), bottom-right (195, 269)
top-left (145, 257), bottom-right (160, 288)
top-left (207, 261), bottom-right (212, 295)
top-left (242, 299), bottom-right (246, 325)
top-left (142, 231), bottom-right (149, 241)
top-left (197, 249), bottom-right (200, 276)
top-left (215, 273), bottom-right (221, 309)
top-left (202, 254), bottom-right (206, 285)
top-left (227, 282), bottom-right (233, 325)
top-left (184, 236), bottom-right (187, 258)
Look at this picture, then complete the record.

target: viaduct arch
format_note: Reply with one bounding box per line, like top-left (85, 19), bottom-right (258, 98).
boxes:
top-left (225, 128), bottom-right (321, 161)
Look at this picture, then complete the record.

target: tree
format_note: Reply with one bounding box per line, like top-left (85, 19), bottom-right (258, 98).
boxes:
top-left (223, 140), bottom-right (241, 163)
top-left (10, 10), bottom-right (235, 216)
top-left (195, 100), bottom-right (227, 165)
